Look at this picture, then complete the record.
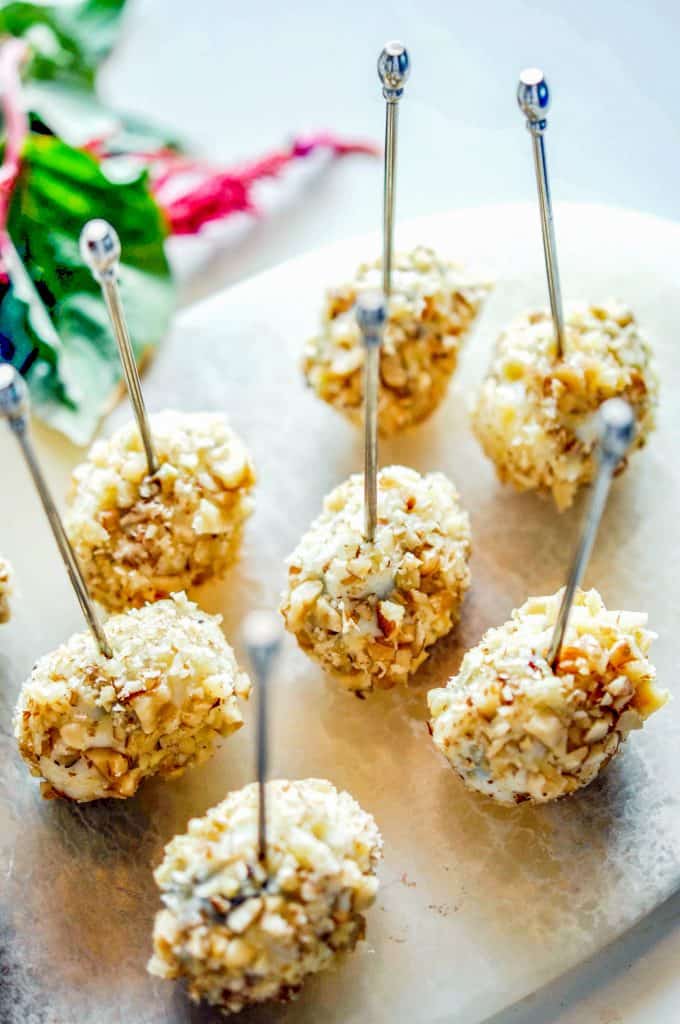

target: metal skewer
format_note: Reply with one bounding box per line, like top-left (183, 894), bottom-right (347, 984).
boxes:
top-left (517, 68), bottom-right (566, 358)
top-left (377, 41), bottom-right (410, 297)
top-left (547, 399), bottom-right (635, 669)
top-left (80, 220), bottom-right (158, 476)
top-left (243, 610), bottom-right (282, 868)
top-left (0, 364), bottom-right (113, 658)
top-left (356, 292), bottom-right (387, 542)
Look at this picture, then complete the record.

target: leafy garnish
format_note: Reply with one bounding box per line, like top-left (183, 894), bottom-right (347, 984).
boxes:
top-left (5, 135), bottom-right (172, 443)
top-left (0, 0), bottom-right (376, 443)
top-left (0, 0), bottom-right (126, 87)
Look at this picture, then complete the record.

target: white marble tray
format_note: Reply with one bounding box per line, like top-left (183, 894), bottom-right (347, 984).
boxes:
top-left (1, 203), bottom-right (679, 1024)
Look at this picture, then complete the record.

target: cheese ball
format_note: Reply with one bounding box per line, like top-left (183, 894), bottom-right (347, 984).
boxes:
top-left (148, 778), bottom-right (383, 1014)
top-left (472, 302), bottom-right (658, 510)
top-left (303, 246), bottom-right (490, 437)
top-left (14, 593), bottom-right (251, 801)
top-left (0, 555), bottom-right (13, 623)
top-left (428, 588), bottom-right (667, 805)
top-left (281, 466), bottom-right (471, 692)
top-left (65, 410), bottom-right (255, 610)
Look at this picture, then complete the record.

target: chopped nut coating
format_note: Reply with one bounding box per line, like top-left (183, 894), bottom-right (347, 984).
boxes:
top-left (14, 593), bottom-right (251, 801)
top-left (472, 303), bottom-right (658, 509)
top-left (428, 588), bottom-right (667, 804)
top-left (281, 466), bottom-right (471, 692)
top-left (0, 555), bottom-right (13, 623)
top-left (148, 778), bottom-right (382, 1014)
top-left (66, 411), bottom-right (255, 610)
top-left (303, 247), bottom-right (490, 436)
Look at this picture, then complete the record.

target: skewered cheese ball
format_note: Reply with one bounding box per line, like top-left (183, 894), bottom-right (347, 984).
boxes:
top-left (65, 410), bottom-right (255, 610)
top-left (281, 465), bottom-right (471, 692)
top-left (0, 555), bottom-right (13, 623)
top-left (14, 593), bottom-right (251, 801)
top-left (472, 302), bottom-right (658, 510)
top-left (148, 778), bottom-right (382, 1014)
top-left (428, 588), bottom-right (667, 805)
top-left (303, 246), bottom-right (490, 437)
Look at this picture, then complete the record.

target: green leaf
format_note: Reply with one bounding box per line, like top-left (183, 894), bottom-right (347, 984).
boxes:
top-left (0, 0), bottom-right (128, 87)
top-left (5, 133), bottom-right (174, 445)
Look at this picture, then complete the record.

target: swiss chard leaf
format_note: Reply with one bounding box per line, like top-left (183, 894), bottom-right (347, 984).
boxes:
top-left (0, 0), bottom-right (127, 87)
top-left (5, 134), bottom-right (174, 444)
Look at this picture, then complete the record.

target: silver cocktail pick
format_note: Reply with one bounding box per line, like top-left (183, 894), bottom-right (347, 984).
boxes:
top-left (80, 220), bottom-right (159, 476)
top-left (243, 610), bottom-right (282, 868)
top-left (0, 364), bottom-right (113, 658)
top-left (357, 291), bottom-right (387, 542)
top-left (377, 41), bottom-right (410, 298)
top-left (547, 399), bottom-right (635, 668)
top-left (517, 68), bottom-right (566, 357)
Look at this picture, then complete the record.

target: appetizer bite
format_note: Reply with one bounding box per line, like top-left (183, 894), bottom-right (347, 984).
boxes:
top-left (428, 588), bottom-right (667, 804)
top-left (472, 303), bottom-right (658, 510)
top-left (15, 593), bottom-right (250, 801)
top-left (75, 219), bottom-right (255, 611)
top-left (281, 465), bottom-right (471, 692)
top-left (303, 247), bottom-right (489, 436)
top-left (149, 778), bottom-right (383, 1013)
top-left (474, 70), bottom-right (658, 510)
top-left (66, 410), bottom-right (255, 610)
top-left (431, 401), bottom-right (667, 804)
top-left (291, 295), bottom-right (471, 693)
top-left (0, 554), bottom-right (13, 623)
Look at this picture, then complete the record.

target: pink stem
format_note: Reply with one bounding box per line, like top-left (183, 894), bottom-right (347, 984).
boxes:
top-left (0, 39), bottom-right (28, 281)
top-left (89, 131), bottom-right (379, 237)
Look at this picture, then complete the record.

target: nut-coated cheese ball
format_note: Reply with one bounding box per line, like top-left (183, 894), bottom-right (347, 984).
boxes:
top-left (281, 466), bottom-right (471, 693)
top-left (148, 778), bottom-right (382, 1014)
top-left (472, 303), bottom-right (658, 510)
top-left (66, 411), bottom-right (255, 610)
top-left (303, 247), bottom-right (490, 437)
top-left (428, 589), bottom-right (667, 805)
top-left (14, 593), bottom-right (251, 801)
top-left (0, 555), bottom-right (12, 623)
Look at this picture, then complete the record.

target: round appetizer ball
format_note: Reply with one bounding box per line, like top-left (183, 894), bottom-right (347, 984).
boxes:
top-left (65, 410), bottom-right (256, 611)
top-left (14, 593), bottom-right (251, 802)
top-left (428, 588), bottom-right (667, 805)
top-left (148, 778), bottom-right (383, 1014)
top-left (281, 465), bottom-right (471, 693)
top-left (303, 246), bottom-right (490, 437)
top-left (472, 302), bottom-right (658, 510)
top-left (0, 555), bottom-right (13, 623)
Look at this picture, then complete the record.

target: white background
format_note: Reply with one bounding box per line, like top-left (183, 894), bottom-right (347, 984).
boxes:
top-left (101, 2), bottom-right (680, 1020)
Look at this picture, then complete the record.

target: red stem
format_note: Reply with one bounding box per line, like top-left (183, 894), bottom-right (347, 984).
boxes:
top-left (0, 39), bottom-right (29, 280)
top-left (88, 131), bottom-right (380, 236)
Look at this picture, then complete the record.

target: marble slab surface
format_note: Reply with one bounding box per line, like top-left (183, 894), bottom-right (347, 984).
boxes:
top-left (1, 203), bottom-right (678, 1023)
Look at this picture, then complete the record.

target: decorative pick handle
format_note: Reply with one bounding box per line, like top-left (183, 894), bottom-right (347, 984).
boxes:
top-left (377, 42), bottom-right (410, 298)
top-left (0, 364), bottom-right (112, 658)
top-left (517, 68), bottom-right (566, 357)
top-left (356, 291), bottom-right (387, 543)
top-left (548, 399), bottom-right (635, 667)
top-left (80, 219), bottom-right (159, 476)
top-left (243, 611), bottom-right (282, 868)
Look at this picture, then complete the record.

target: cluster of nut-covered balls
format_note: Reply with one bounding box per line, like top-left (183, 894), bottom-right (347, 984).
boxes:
top-left (4, 240), bottom-right (668, 1018)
